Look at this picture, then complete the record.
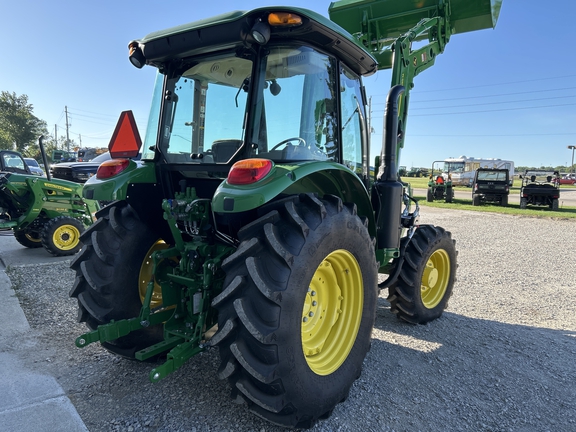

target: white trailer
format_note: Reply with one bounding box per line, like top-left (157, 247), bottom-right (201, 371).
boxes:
top-left (442, 156), bottom-right (514, 186)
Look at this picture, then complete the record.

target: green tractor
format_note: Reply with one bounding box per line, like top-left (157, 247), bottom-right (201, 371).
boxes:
top-left (427, 161), bottom-right (454, 203)
top-left (71, 0), bottom-right (501, 428)
top-left (0, 141), bottom-right (98, 256)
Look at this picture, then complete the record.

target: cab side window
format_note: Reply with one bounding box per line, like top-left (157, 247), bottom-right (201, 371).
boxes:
top-left (340, 65), bottom-right (365, 174)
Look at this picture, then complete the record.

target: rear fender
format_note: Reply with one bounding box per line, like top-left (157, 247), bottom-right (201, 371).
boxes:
top-left (82, 160), bottom-right (156, 201)
top-left (212, 161), bottom-right (376, 237)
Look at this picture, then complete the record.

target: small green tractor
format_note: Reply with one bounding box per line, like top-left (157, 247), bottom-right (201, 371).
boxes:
top-left (71, 0), bottom-right (501, 428)
top-left (0, 141), bottom-right (98, 256)
top-left (427, 160), bottom-right (454, 203)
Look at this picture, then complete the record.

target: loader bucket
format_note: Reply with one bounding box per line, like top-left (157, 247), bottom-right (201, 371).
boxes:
top-left (329, 0), bottom-right (502, 44)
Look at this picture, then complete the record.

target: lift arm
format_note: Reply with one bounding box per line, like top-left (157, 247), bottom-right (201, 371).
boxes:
top-left (329, 0), bottom-right (502, 168)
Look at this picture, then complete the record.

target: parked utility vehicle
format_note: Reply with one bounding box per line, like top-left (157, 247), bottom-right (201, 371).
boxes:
top-left (472, 168), bottom-right (510, 206)
top-left (443, 155), bottom-right (514, 186)
top-left (519, 170), bottom-right (560, 210)
top-left (70, 1), bottom-right (501, 428)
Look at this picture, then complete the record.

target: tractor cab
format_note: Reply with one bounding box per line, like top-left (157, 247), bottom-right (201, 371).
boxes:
top-left (107, 9), bottom-right (375, 189)
top-left (91, 8), bottom-right (379, 241)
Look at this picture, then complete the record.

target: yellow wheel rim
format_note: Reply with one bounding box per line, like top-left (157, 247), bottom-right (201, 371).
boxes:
top-left (302, 249), bottom-right (363, 376)
top-left (138, 240), bottom-right (170, 309)
top-left (421, 249), bottom-right (450, 309)
top-left (52, 225), bottom-right (81, 250)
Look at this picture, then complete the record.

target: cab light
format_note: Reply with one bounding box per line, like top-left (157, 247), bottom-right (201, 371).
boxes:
top-left (128, 41), bottom-right (146, 69)
top-left (97, 159), bottom-right (131, 179)
top-left (268, 12), bottom-right (303, 27)
top-left (228, 159), bottom-right (273, 185)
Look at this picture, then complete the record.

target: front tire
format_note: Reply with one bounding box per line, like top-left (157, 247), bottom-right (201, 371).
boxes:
top-left (69, 201), bottom-right (164, 358)
top-left (387, 225), bottom-right (457, 324)
top-left (520, 197), bottom-right (528, 209)
top-left (211, 194), bottom-right (378, 428)
top-left (426, 188), bottom-right (433, 202)
top-left (41, 216), bottom-right (84, 256)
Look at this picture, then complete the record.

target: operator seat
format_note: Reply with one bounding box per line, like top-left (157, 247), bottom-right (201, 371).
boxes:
top-left (211, 139), bottom-right (242, 163)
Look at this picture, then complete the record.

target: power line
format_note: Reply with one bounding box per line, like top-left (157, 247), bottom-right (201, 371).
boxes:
top-left (411, 102), bottom-right (576, 116)
top-left (412, 74), bottom-right (576, 95)
top-left (68, 107), bottom-right (121, 118)
top-left (371, 102), bottom-right (576, 116)
top-left (407, 132), bottom-right (576, 138)
top-left (370, 86), bottom-right (576, 105)
top-left (410, 94), bottom-right (576, 111)
top-left (368, 74), bottom-right (576, 98)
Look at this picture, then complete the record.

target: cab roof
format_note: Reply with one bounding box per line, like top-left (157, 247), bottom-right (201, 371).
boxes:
top-left (135, 7), bottom-right (377, 77)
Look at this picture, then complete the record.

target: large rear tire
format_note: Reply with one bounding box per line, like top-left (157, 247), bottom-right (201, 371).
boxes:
top-left (388, 225), bottom-right (457, 324)
top-left (69, 201), bottom-right (164, 358)
top-left (211, 194), bottom-right (378, 428)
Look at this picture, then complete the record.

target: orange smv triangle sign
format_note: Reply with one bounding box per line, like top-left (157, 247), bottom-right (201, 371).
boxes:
top-left (108, 110), bottom-right (142, 158)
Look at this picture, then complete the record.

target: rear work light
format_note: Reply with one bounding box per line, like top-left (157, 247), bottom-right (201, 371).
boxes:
top-left (228, 159), bottom-right (273, 185)
top-left (97, 159), bottom-right (130, 179)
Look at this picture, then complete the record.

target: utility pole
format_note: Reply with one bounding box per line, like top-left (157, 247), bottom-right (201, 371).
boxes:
top-left (568, 145), bottom-right (576, 174)
top-left (54, 124), bottom-right (58, 148)
top-left (65, 106), bottom-right (71, 152)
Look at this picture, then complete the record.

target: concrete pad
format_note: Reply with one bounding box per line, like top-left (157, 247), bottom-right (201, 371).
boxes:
top-left (0, 252), bottom-right (87, 431)
top-left (0, 270), bottom-right (30, 335)
top-left (0, 396), bottom-right (87, 432)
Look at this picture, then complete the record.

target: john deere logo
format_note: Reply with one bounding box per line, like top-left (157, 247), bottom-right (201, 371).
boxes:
top-left (45, 183), bottom-right (72, 192)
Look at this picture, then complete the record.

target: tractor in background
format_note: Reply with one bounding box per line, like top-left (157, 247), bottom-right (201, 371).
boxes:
top-left (0, 139), bottom-right (98, 256)
top-left (427, 161), bottom-right (453, 203)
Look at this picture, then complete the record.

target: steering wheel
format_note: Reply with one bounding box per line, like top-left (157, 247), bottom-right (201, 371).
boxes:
top-left (269, 137), bottom-right (306, 151)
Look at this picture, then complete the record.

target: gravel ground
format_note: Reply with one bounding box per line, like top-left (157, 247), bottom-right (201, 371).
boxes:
top-left (6, 207), bottom-right (576, 432)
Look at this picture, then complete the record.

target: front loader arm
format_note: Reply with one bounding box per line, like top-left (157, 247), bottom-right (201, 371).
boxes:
top-left (329, 0), bottom-right (501, 168)
top-left (388, 13), bottom-right (451, 161)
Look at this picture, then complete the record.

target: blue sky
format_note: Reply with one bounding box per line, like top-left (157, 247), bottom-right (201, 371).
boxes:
top-left (1, 0), bottom-right (575, 168)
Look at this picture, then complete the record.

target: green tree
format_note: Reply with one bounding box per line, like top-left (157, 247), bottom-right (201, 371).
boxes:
top-left (0, 91), bottom-right (48, 154)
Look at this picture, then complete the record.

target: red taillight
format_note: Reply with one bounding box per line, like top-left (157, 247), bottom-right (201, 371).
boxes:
top-left (96, 159), bottom-right (130, 179)
top-left (228, 159), bottom-right (273, 185)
